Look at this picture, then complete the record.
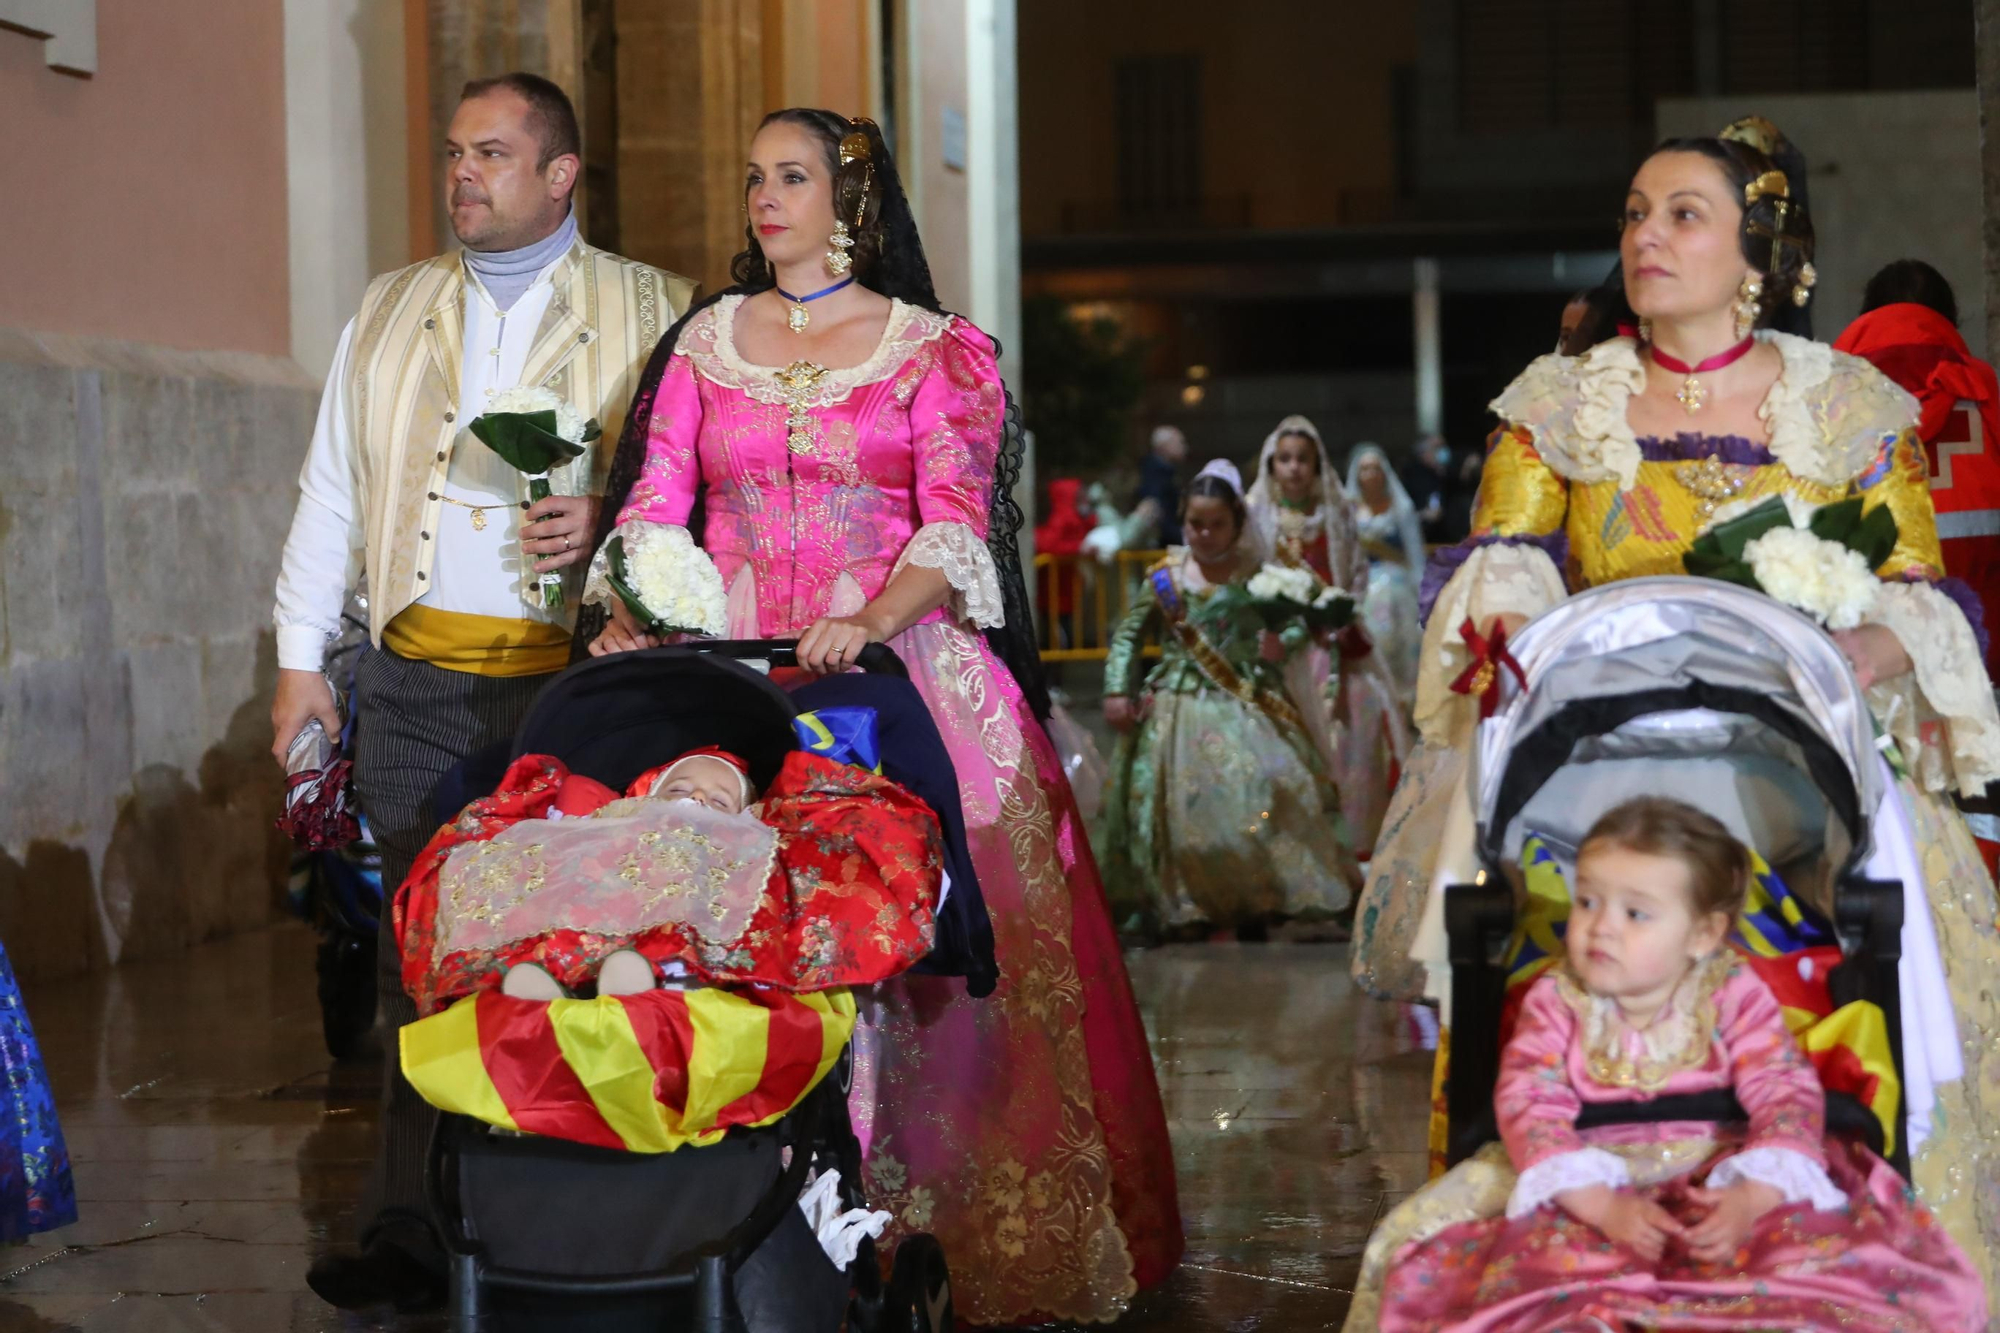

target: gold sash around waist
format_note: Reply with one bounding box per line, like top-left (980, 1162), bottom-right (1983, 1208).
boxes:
top-left (381, 604), bottom-right (571, 677)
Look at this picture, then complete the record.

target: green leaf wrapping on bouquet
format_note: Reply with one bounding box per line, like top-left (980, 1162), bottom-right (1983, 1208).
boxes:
top-left (1307, 592), bottom-right (1357, 633)
top-left (1805, 496), bottom-right (1900, 572)
top-left (1683, 494), bottom-right (1786, 588)
top-left (529, 476), bottom-right (562, 609)
top-left (468, 410), bottom-right (596, 475)
top-left (604, 536), bottom-right (659, 633)
top-left (1248, 593), bottom-right (1355, 636)
top-left (1686, 495), bottom-right (1790, 564)
top-left (1247, 597), bottom-right (1310, 634)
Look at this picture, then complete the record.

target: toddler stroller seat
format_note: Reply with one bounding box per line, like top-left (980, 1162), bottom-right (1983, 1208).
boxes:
top-left (1416, 578), bottom-right (1951, 1178)
top-left (414, 641), bottom-right (985, 1333)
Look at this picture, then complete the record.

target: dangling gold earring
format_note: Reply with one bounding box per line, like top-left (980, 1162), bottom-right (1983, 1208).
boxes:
top-left (1734, 275), bottom-right (1764, 340)
top-left (1636, 317), bottom-right (1653, 344)
top-left (825, 219), bottom-right (854, 277)
top-left (1792, 261), bottom-right (1817, 309)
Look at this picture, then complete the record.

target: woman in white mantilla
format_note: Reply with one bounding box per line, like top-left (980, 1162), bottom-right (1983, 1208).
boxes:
top-left (1244, 417), bottom-right (1409, 856)
top-left (1344, 443), bottom-right (1426, 705)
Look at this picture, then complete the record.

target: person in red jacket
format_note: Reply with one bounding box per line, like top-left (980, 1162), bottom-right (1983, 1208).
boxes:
top-left (1833, 260), bottom-right (1997, 677)
top-left (1034, 477), bottom-right (1091, 631)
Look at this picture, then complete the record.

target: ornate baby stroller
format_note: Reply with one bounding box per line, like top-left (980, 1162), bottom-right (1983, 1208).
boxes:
top-left (412, 640), bottom-right (994, 1333)
top-left (1419, 577), bottom-right (1963, 1180)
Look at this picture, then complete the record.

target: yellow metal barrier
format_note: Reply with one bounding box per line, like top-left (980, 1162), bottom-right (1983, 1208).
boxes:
top-left (1033, 549), bottom-right (1166, 662)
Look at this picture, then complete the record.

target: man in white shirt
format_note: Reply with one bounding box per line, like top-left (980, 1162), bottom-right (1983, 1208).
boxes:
top-left (272, 72), bottom-right (693, 1312)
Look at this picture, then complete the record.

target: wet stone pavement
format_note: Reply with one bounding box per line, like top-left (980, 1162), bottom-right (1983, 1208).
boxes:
top-left (1, 926), bottom-right (1434, 1332)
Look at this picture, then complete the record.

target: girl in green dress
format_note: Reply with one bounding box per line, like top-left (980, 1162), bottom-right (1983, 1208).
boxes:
top-left (1101, 459), bottom-right (1362, 939)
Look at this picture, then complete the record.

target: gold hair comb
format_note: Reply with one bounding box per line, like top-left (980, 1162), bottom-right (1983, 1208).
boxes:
top-left (1744, 170), bottom-right (1790, 207)
top-left (839, 118), bottom-right (876, 166)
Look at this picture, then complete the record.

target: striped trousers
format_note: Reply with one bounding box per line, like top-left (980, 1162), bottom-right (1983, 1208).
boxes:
top-left (347, 647), bottom-right (554, 1259)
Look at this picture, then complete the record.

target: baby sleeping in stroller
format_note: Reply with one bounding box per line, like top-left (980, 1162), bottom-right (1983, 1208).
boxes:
top-left (387, 645), bottom-right (971, 1333)
top-left (1343, 796), bottom-right (1986, 1332)
top-left (395, 737), bottom-right (944, 1017)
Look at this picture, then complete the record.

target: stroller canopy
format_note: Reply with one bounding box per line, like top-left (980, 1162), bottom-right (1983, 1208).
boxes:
top-left (1469, 577), bottom-right (1884, 908)
top-left (511, 648), bottom-right (800, 794)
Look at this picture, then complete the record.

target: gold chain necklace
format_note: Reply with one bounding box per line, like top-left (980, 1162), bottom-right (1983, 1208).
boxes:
top-left (438, 494), bottom-right (513, 531)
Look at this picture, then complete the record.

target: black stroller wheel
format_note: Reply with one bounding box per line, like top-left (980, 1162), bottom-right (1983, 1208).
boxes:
top-left (316, 930), bottom-right (378, 1060)
top-left (883, 1234), bottom-right (952, 1333)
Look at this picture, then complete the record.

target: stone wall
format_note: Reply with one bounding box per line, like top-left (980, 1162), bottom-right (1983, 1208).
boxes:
top-left (0, 326), bottom-right (315, 983)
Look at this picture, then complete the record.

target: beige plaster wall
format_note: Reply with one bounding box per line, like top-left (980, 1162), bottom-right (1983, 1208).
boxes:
top-left (0, 0), bottom-right (292, 356)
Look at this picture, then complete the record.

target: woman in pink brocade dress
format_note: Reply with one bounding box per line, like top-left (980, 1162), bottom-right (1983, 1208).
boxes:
top-left (583, 109), bottom-right (1182, 1324)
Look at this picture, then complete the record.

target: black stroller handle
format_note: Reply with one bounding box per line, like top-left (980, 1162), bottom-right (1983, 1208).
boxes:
top-left (688, 638), bottom-right (909, 680)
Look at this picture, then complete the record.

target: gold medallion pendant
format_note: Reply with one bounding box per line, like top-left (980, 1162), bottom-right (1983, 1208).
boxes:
top-left (1674, 376), bottom-right (1707, 414)
top-left (438, 494), bottom-right (507, 530)
top-left (775, 276), bottom-right (855, 336)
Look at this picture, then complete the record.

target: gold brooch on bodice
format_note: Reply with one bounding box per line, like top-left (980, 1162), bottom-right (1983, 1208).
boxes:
top-left (1673, 455), bottom-right (1755, 523)
top-left (774, 361), bottom-right (831, 456)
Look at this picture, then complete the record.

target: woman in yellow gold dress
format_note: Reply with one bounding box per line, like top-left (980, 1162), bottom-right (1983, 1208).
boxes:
top-left (1349, 130), bottom-right (2000, 1306)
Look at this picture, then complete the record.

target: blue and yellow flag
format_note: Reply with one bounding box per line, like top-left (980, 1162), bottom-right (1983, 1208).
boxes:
top-left (793, 707), bottom-right (880, 774)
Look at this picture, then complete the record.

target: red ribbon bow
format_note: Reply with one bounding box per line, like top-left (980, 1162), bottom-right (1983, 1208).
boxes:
top-left (1449, 617), bottom-right (1527, 719)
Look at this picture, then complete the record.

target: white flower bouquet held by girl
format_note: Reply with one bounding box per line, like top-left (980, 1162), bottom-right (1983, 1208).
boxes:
top-left (601, 524), bottom-right (729, 638)
top-left (469, 387), bottom-right (601, 609)
top-left (1683, 493), bottom-right (1897, 631)
top-left (1245, 561), bottom-right (1356, 646)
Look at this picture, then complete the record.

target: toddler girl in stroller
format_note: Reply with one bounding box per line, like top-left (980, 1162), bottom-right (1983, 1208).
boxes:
top-left (1343, 796), bottom-right (1986, 1332)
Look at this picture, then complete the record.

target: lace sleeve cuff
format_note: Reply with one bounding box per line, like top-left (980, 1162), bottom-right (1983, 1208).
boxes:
top-left (1863, 579), bottom-right (2000, 795)
top-left (1414, 541), bottom-right (1567, 745)
top-left (1506, 1147), bottom-right (1630, 1219)
top-left (581, 539), bottom-right (619, 610)
top-left (1708, 1146), bottom-right (1847, 1212)
top-left (893, 521), bottom-right (1005, 629)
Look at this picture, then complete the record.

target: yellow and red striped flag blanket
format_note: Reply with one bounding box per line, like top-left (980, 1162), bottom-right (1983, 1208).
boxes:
top-left (401, 985), bottom-right (855, 1153)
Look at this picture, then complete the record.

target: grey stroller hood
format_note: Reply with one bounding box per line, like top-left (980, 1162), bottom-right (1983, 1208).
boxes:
top-left (1468, 576), bottom-right (1883, 904)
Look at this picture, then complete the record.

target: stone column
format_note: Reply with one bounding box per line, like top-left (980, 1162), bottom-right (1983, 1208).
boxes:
top-left (612, 0), bottom-right (764, 292)
top-left (1978, 0), bottom-right (2000, 360)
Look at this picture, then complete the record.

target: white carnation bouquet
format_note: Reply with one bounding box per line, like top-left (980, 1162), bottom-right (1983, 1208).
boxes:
top-left (603, 524), bottom-right (728, 638)
top-left (469, 386), bottom-right (600, 609)
top-left (1684, 493), bottom-right (1896, 631)
top-left (1244, 561), bottom-right (1355, 645)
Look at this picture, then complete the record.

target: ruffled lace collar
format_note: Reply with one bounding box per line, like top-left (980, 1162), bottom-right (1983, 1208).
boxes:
top-left (1555, 949), bottom-right (1733, 1093)
top-left (678, 294), bottom-right (955, 409)
top-left (1490, 330), bottom-right (1914, 491)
